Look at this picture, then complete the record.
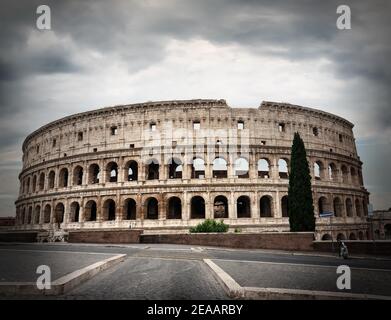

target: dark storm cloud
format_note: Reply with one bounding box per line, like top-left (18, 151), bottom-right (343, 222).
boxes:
top-left (0, 0), bottom-right (390, 214)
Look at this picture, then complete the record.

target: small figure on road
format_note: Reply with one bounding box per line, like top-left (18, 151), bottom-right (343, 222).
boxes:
top-left (337, 239), bottom-right (349, 259)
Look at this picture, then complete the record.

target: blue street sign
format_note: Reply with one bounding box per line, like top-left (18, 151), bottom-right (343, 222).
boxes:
top-left (319, 211), bottom-right (334, 218)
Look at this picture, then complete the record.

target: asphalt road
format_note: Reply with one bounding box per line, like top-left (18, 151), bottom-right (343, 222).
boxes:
top-left (0, 243), bottom-right (390, 299)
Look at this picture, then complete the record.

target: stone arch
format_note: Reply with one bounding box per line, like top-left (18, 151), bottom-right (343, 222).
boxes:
top-left (260, 195), bottom-right (273, 217)
top-left (314, 160), bottom-right (324, 180)
top-left (341, 165), bottom-right (349, 183)
top-left (345, 198), bottom-right (353, 217)
top-left (337, 233), bottom-right (346, 241)
top-left (213, 195), bottom-right (229, 219)
top-left (69, 202), bottom-right (80, 222)
top-left (125, 160), bottom-right (138, 181)
top-left (88, 164), bottom-right (100, 184)
top-left (281, 195), bottom-right (289, 217)
top-left (237, 196), bottom-right (251, 218)
top-left (123, 198), bottom-right (137, 220)
top-left (32, 175), bottom-right (37, 193)
top-left (58, 168), bottom-right (69, 188)
top-left (145, 197), bottom-right (159, 219)
top-left (106, 162), bottom-right (118, 183)
top-left (333, 197), bottom-right (343, 217)
top-left (349, 232), bottom-right (357, 240)
top-left (146, 158), bottom-right (159, 180)
top-left (73, 166), bottom-right (84, 186)
top-left (85, 200), bottom-right (97, 221)
top-left (191, 157), bottom-right (205, 179)
top-left (258, 158), bottom-right (270, 178)
top-left (358, 231), bottom-right (364, 240)
top-left (362, 199), bottom-right (368, 216)
top-left (102, 198), bottom-right (116, 221)
top-left (355, 198), bottom-right (362, 217)
top-left (27, 206), bottom-right (32, 224)
top-left (191, 196), bottom-right (205, 219)
top-left (328, 163), bottom-right (338, 181)
top-left (278, 158), bottom-right (289, 179)
top-left (34, 205), bottom-right (41, 224)
top-left (234, 157), bottom-right (249, 178)
top-left (43, 204), bottom-right (51, 223)
top-left (212, 157), bottom-right (227, 178)
top-left (26, 177), bottom-right (31, 193)
top-left (39, 172), bottom-right (45, 190)
top-left (321, 234), bottom-right (332, 240)
top-left (48, 170), bottom-right (55, 189)
top-left (54, 203), bottom-right (65, 224)
top-left (168, 158), bottom-right (183, 179)
top-left (318, 196), bottom-right (330, 215)
top-left (167, 196), bottom-right (182, 219)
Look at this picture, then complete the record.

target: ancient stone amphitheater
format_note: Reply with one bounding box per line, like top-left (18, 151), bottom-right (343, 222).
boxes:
top-left (14, 99), bottom-right (369, 240)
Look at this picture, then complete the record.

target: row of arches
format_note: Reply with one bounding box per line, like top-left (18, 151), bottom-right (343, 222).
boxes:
top-left (16, 195), bottom-right (291, 225)
top-left (318, 196), bottom-right (368, 217)
top-left (313, 161), bottom-right (363, 185)
top-left (321, 231), bottom-right (367, 241)
top-left (20, 157), bottom-right (292, 194)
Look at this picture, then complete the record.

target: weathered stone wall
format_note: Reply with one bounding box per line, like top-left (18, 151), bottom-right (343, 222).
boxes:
top-left (14, 99), bottom-right (370, 239)
top-left (141, 232), bottom-right (315, 251)
top-left (313, 240), bottom-right (391, 256)
top-left (68, 229), bottom-right (143, 243)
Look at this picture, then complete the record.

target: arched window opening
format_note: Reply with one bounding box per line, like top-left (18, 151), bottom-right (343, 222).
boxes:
top-left (106, 162), bottom-right (118, 183)
top-left (34, 206), bottom-right (41, 224)
top-left (88, 164), bottom-right (100, 184)
top-left (168, 158), bottom-right (183, 179)
top-left (43, 205), bottom-right (51, 223)
top-left (126, 161), bottom-right (138, 181)
top-left (59, 168), bottom-right (69, 188)
top-left (358, 231), bottom-right (364, 240)
top-left (48, 171), bottom-right (55, 189)
top-left (212, 157), bottom-right (227, 178)
top-left (213, 195), bottom-right (228, 218)
top-left (333, 197), bottom-right (343, 217)
top-left (328, 163), bottom-right (338, 181)
top-left (32, 175), bottom-right (37, 193)
top-left (70, 202), bottom-right (80, 223)
top-left (237, 196), bottom-right (251, 218)
top-left (322, 234), bottom-right (332, 241)
top-left (146, 159), bottom-right (159, 180)
top-left (85, 200), bottom-right (97, 221)
top-left (346, 198), bottom-right (353, 217)
top-left (39, 173), bottom-right (45, 190)
top-left (341, 165), bottom-right (348, 183)
top-left (191, 158), bottom-right (205, 179)
top-left (260, 196), bottom-right (272, 217)
top-left (318, 197), bottom-right (330, 215)
top-left (349, 233), bottom-right (357, 240)
top-left (314, 161), bottom-right (323, 180)
top-left (258, 159), bottom-right (270, 178)
top-left (167, 197), bottom-right (182, 219)
top-left (191, 196), bottom-right (205, 219)
top-left (350, 167), bottom-right (357, 185)
top-left (54, 203), bottom-right (65, 225)
top-left (145, 198), bottom-right (158, 219)
top-left (234, 158), bottom-right (249, 178)
top-left (337, 233), bottom-right (346, 241)
top-left (103, 199), bottom-right (116, 221)
top-left (73, 166), bottom-right (83, 186)
top-left (27, 207), bottom-right (32, 224)
top-left (355, 199), bottom-right (362, 217)
top-left (278, 159), bottom-right (289, 179)
top-left (124, 198), bottom-right (137, 220)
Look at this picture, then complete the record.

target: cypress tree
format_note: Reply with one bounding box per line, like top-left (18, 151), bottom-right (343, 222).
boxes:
top-left (288, 132), bottom-right (315, 231)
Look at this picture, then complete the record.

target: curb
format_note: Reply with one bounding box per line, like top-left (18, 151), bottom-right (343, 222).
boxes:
top-left (203, 258), bottom-right (391, 300)
top-left (0, 253), bottom-right (126, 296)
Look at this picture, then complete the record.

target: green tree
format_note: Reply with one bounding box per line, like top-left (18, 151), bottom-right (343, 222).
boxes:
top-left (288, 132), bottom-right (315, 231)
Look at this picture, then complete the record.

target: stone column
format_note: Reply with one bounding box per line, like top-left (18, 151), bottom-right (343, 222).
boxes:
top-left (275, 191), bottom-right (281, 218)
top-left (251, 192), bottom-right (258, 219)
top-left (183, 191), bottom-right (189, 220)
top-left (159, 194), bottom-right (166, 220)
top-left (229, 192), bottom-right (237, 219)
top-left (205, 192), bottom-right (212, 219)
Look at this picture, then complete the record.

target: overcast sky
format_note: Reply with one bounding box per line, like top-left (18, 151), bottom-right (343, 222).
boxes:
top-left (0, 0), bottom-right (390, 216)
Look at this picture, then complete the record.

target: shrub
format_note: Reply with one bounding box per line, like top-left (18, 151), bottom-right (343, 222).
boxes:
top-left (189, 219), bottom-right (229, 233)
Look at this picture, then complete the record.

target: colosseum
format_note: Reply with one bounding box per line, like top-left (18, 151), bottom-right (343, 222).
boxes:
top-left (14, 99), bottom-right (370, 241)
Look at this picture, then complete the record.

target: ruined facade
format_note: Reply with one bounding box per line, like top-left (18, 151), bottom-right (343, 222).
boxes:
top-left (14, 99), bottom-right (369, 240)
